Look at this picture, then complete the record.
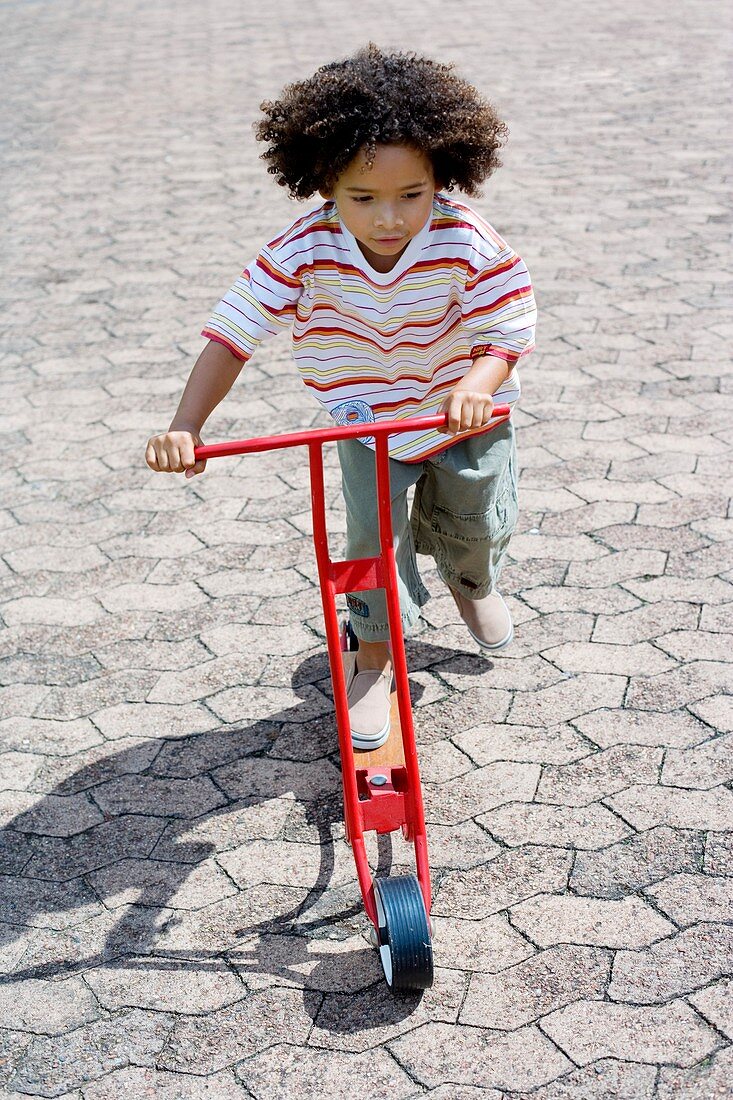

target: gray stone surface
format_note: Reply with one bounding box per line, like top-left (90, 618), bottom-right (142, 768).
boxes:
top-left (1, 0), bottom-right (730, 1094)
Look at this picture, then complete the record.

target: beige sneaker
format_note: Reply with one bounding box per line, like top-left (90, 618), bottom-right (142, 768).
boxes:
top-left (345, 658), bottom-right (392, 751)
top-left (448, 587), bottom-right (514, 650)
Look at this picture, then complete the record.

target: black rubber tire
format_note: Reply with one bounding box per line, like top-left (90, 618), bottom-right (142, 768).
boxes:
top-left (373, 874), bottom-right (434, 992)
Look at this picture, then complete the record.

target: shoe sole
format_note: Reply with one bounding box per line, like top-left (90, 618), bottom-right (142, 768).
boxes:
top-left (466, 621), bottom-right (514, 651)
top-left (351, 713), bottom-right (391, 752)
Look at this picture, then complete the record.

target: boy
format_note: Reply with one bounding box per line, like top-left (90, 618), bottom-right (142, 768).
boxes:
top-left (146, 44), bottom-right (537, 751)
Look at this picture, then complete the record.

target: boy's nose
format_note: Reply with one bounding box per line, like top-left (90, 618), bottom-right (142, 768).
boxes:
top-left (375, 206), bottom-right (404, 229)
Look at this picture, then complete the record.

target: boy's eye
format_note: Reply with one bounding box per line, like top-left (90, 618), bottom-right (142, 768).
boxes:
top-left (403, 192), bottom-right (425, 199)
top-left (352, 196), bottom-right (373, 203)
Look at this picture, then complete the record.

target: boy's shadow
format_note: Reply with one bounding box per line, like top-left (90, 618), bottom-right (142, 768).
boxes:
top-left (1, 639), bottom-right (488, 1033)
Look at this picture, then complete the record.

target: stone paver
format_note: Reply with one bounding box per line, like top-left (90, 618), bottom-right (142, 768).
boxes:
top-left (1, 0), bottom-right (730, 1094)
top-left (460, 944), bottom-right (610, 1029)
top-left (608, 923), bottom-right (733, 1003)
top-left (540, 999), bottom-right (721, 1067)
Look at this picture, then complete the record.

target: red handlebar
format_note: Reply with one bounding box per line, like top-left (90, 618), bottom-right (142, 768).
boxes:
top-left (194, 406), bottom-right (512, 460)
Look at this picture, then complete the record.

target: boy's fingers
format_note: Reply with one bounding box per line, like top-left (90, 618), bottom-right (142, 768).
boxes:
top-left (145, 441), bottom-right (160, 471)
top-left (179, 439), bottom-right (198, 470)
top-left (185, 459), bottom-right (207, 478)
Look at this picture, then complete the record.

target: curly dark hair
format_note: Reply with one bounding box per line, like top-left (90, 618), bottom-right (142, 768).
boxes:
top-left (255, 44), bottom-right (508, 199)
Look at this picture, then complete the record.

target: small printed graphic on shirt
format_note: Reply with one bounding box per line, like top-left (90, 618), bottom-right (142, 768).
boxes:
top-left (331, 400), bottom-right (375, 426)
top-left (332, 400), bottom-right (375, 445)
top-left (346, 595), bottom-right (370, 618)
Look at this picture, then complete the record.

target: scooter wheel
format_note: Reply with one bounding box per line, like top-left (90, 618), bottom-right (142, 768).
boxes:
top-left (373, 874), bottom-right (433, 993)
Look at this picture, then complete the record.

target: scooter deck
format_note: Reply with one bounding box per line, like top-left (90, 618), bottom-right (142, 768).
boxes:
top-left (343, 652), bottom-right (406, 768)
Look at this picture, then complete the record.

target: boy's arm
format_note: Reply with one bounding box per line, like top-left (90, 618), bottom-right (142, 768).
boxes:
top-left (439, 354), bottom-right (511, 435)
top-left (146, 340), bottom-right (244, 476)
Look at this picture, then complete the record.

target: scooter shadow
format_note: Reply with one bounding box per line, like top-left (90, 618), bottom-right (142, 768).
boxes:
top-left (1, 638), bottom-right (488, 1033)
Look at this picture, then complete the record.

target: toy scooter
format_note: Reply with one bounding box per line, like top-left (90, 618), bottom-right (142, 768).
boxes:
top-left (196, 407), bottom-right (510, 992)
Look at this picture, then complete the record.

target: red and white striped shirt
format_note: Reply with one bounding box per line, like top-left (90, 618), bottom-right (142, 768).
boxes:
top-left (203, 194), bottom-right (537, 461)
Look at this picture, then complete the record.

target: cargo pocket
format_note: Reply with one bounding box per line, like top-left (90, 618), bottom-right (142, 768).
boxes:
top-left (428, 476), bottom-right (518, 593)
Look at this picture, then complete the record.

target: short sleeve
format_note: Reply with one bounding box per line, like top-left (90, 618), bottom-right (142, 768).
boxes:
top-left (201, 244), bottom-right (304, 363)
top-left (462, 238), bottom-right (537, 366)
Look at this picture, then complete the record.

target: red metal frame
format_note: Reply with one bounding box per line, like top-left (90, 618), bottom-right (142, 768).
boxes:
top-left (195, 408), bottom-right (510, 928)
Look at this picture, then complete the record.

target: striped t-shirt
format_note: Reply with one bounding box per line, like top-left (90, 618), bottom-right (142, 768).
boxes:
top-left (202, 194), bottom-right (537, 461)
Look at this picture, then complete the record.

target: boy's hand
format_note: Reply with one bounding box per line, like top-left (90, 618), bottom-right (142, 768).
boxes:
top-left (145, 430), bottom-right (207, 478)
top-left (438, 389), bottom-right (495, 435)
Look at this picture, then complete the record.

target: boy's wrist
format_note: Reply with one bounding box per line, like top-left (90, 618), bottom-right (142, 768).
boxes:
top-left (461, 353), bottom-right (512, 395)
top-left (168, 420), bottom-right (202, 436)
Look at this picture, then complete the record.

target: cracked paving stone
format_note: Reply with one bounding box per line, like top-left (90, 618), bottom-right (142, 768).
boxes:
top-left (82, 1066), bottom-right (251, 1098)
top-left (230, 931), bottom-right (382, 994)
top-left (0, 750), bottom-right (45, 791)
top-left (83, 956), bottom-right (246, 1013)
top-left (418, 820), bottom-right (502, 870)
top-left (608, 922), bottom-right (733, 1003)
top-left (0, 976), bottom-right (98, 1035)
top-left (460, 944), bottom-right (610, 1030)
top-left (626, 662), bottom-right (732, 712)
top-left (10, 1008), bottom-right (174, 1095)
top-left (153, 887), bottom-right (310, 954)
top-left (308, 966), bottom-right (464, 1052)
top-left (91, 774), bottom-right (228, 818)
top-left (237, 1043), bottom-right (415, 1098)
top-left (431, 913), bottom-right (535, 973)
top-left (478, 801), bottom-right (632, 849)
top-left (157, 987), bottom-right (313, 1073)
top-left (511, 1058), bottom-right (657, 1099)
top-left (540, 998), bottom-right (720, 1067)
top-left (661, 731), bottom-right (733, 788)
top-left (607, 783), bottom-right (733, 831)
top-left (21, 814), bottom-right (166, 881)
top-left (509, 893), bottom-right (674, 948)
top-left (570, 826), bottom-right (704, 898)
top-left (0, 716), bottom-right (103, 756)
top-left (690, 694), bottom-right (733, 732)
top-left (147, 653), bottom-right (268, 705)
top-left (423, 761), bottom-right (541, 826)
top-left (657, 1046), bottom-right (733, 1100)
top-left (705, 831), bottom-right (733, 875)
top-left (573, 707), bottom-right (715, 749)
top-left (87, 855), bottom-right (239, 909)
top-left (419, 1087), bottom-right (502, 1100)
top-left (0, 830), bottom-right (33, 874)
top-left (688, 977), bottom-right (733, 1040)
top-left (0, 1029), bottom-right (33, 1091)
top-left (151, 797), bottom-right (294, 861)
top-left (452, 722), bottom-right (590, 767)
top-left (1, 791), bottom-right (104, 837)
top-left (535, 744), bottom-right (662, 806)
top-left (387, 1020), bottom-right (573, 1091)
top-left (92, 701), bottom-right (219, 741)
top-left (507, 673), bottom-right (626, 726)
top-left (644, 872), bottom-right (733, 925)
top-left (433, 846), bottom-right (572, 919)
top-left (591, 600), bottom-right (699, 645)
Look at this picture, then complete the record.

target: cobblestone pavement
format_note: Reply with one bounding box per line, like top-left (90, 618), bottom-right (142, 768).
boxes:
top-left (1, 0), bottom-right (732, 1095)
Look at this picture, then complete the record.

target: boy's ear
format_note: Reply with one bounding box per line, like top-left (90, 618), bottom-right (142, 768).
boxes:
top-left (319, 188), bottom-right (333, 199)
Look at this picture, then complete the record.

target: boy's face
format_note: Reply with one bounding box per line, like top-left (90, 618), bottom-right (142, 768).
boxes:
top-left (323, 144), bottom-right (436, 273)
